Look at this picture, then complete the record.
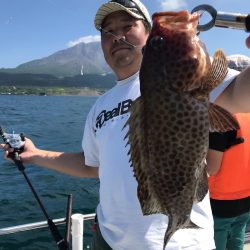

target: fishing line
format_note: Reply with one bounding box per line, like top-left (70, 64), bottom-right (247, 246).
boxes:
top-left (97, 27), bottom-right (145, 51)
top-left (0, 107), bottom-right (15, 134)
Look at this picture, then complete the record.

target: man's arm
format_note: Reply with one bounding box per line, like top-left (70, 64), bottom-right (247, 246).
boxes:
top-left (1, 137), bottom-right (98, 178)
top-left (229, 66), bottom-right (250, 113)
top-left (206, 129), bottom-right (244, 176)
top-left (207, 131), bottom-right (230, 176)
top-left (30, 150), bottom-right (98, 177)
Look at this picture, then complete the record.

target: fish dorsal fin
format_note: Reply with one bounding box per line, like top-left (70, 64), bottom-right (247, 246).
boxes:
top-left (124, 97), bottom-right (163, 215)
top-left (209, 103), bottom-right (239, 132)
top-left (202, 50), bottom-right (228, 93)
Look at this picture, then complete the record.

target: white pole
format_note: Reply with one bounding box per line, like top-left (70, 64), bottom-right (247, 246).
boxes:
top-left (71, 214), bottom-right (84, 250)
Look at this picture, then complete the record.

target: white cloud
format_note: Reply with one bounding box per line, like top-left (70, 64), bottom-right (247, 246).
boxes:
top-left (67, 35), bottom-right (101, 47)
top-left (5, 16), bottom-right (13, 25)
top-left (160, 0), bottom-right (187, 11)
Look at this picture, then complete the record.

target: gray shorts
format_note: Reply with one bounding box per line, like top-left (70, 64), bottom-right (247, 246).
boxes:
top-left (91, 222), bottom-right (112, 250)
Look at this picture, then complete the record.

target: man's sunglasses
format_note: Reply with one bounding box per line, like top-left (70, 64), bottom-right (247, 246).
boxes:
top-left (110, 0), bottom-right (148, 24)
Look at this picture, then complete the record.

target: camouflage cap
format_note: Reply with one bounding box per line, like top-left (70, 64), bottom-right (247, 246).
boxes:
top-left (94, 0), bottom-right (151, 30)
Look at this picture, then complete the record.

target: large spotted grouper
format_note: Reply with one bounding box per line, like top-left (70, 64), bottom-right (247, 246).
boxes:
top-left (124, 10), bottom-right (239, 249)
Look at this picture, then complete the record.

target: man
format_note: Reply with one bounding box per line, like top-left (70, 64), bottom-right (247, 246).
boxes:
top-left (2, 1), bottom-right (248, 249)
top-left (207, 55), bottom-right (250, 250)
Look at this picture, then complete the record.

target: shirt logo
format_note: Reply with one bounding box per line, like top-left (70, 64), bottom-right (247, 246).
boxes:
top-left (95, 99), bottom-right (133, 129)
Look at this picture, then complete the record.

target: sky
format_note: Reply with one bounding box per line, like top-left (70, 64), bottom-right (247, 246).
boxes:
top-left (1, 0), bottom-right (250, 68)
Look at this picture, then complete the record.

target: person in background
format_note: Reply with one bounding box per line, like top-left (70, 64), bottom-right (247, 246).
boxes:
top-left (207, 55), bottom-right (250, 250)
top-left (0, 1), bottom-right (217, 249)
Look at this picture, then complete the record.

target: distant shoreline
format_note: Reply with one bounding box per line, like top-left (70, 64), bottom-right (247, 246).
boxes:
top-left (0, 86), bottom-right (106, 96)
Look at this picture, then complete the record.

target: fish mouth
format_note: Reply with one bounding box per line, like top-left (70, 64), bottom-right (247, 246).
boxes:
top-left (152, 10), bottom-right (199, 33)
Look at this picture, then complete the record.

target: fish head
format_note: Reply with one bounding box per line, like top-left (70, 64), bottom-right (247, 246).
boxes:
top-left (140, 10), bottom-right (211, 93)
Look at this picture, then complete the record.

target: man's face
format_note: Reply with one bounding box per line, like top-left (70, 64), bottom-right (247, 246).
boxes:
top-left (101, 11), bottom-right (149, 77)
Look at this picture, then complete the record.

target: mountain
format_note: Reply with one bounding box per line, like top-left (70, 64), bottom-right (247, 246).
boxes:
top-left (0, 42), bottom-right (112, 77)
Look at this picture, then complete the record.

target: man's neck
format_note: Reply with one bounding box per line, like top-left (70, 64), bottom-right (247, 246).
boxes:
top-left (115, 65), bottom-right (140, 81)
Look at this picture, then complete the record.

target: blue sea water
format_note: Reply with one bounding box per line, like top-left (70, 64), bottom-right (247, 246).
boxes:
top-left (1, 95), bottom-right (250, 250)
top-left (0, 95), bottom-right (99, 250)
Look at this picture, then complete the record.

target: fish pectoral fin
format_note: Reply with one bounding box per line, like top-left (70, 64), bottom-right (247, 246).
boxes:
top-left (202, 49), bottom-right (228, 94)
top-left (208, 103), bottom-right (240, 132)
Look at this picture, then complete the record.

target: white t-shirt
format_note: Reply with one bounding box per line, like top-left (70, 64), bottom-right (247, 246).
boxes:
top-left (82, 72), bottom-right (215, 250)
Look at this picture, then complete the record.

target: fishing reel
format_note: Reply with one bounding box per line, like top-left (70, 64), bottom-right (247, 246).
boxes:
top-left (0, 129), bottom-right (25, 150)
top-left (0, 127), bottom-right (25, 160)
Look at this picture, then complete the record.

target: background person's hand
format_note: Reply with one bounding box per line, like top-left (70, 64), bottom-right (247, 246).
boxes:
top-left (246, 35), bottom-right (250, 48)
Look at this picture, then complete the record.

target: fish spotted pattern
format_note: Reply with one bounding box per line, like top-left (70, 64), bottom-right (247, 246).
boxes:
top-left (124, 10), bottom-right (239, 249)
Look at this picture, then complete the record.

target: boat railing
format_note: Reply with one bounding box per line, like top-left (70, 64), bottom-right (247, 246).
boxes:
top-left (0, 213), bottom-right (96, 250)
top-left (1, 213), bottom-right (249, 249)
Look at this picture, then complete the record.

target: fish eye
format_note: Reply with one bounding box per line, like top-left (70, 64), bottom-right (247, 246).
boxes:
top-left (149, 36), bottom-right (166, 50)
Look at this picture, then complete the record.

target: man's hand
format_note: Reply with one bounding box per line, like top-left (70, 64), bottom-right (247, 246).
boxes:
top-left (1, 137), bottom-right (38, 164)
top-left (0, 142), bottom-right (14, 160)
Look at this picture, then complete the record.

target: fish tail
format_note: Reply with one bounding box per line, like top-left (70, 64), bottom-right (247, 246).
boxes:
top-left (164, 215), bottom-right (199, 248)
top-left (163, 230), bottom-right (173, 250)
top-left (185, 220), bottom-right (200, 229)
top-left (163, 216), bottom-right (176, 249)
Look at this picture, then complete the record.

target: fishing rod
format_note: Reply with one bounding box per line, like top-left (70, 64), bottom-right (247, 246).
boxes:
top-left (0, 126), bottom-right (72, 250)
top-left (191, 4), bottom-right (250, 32)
